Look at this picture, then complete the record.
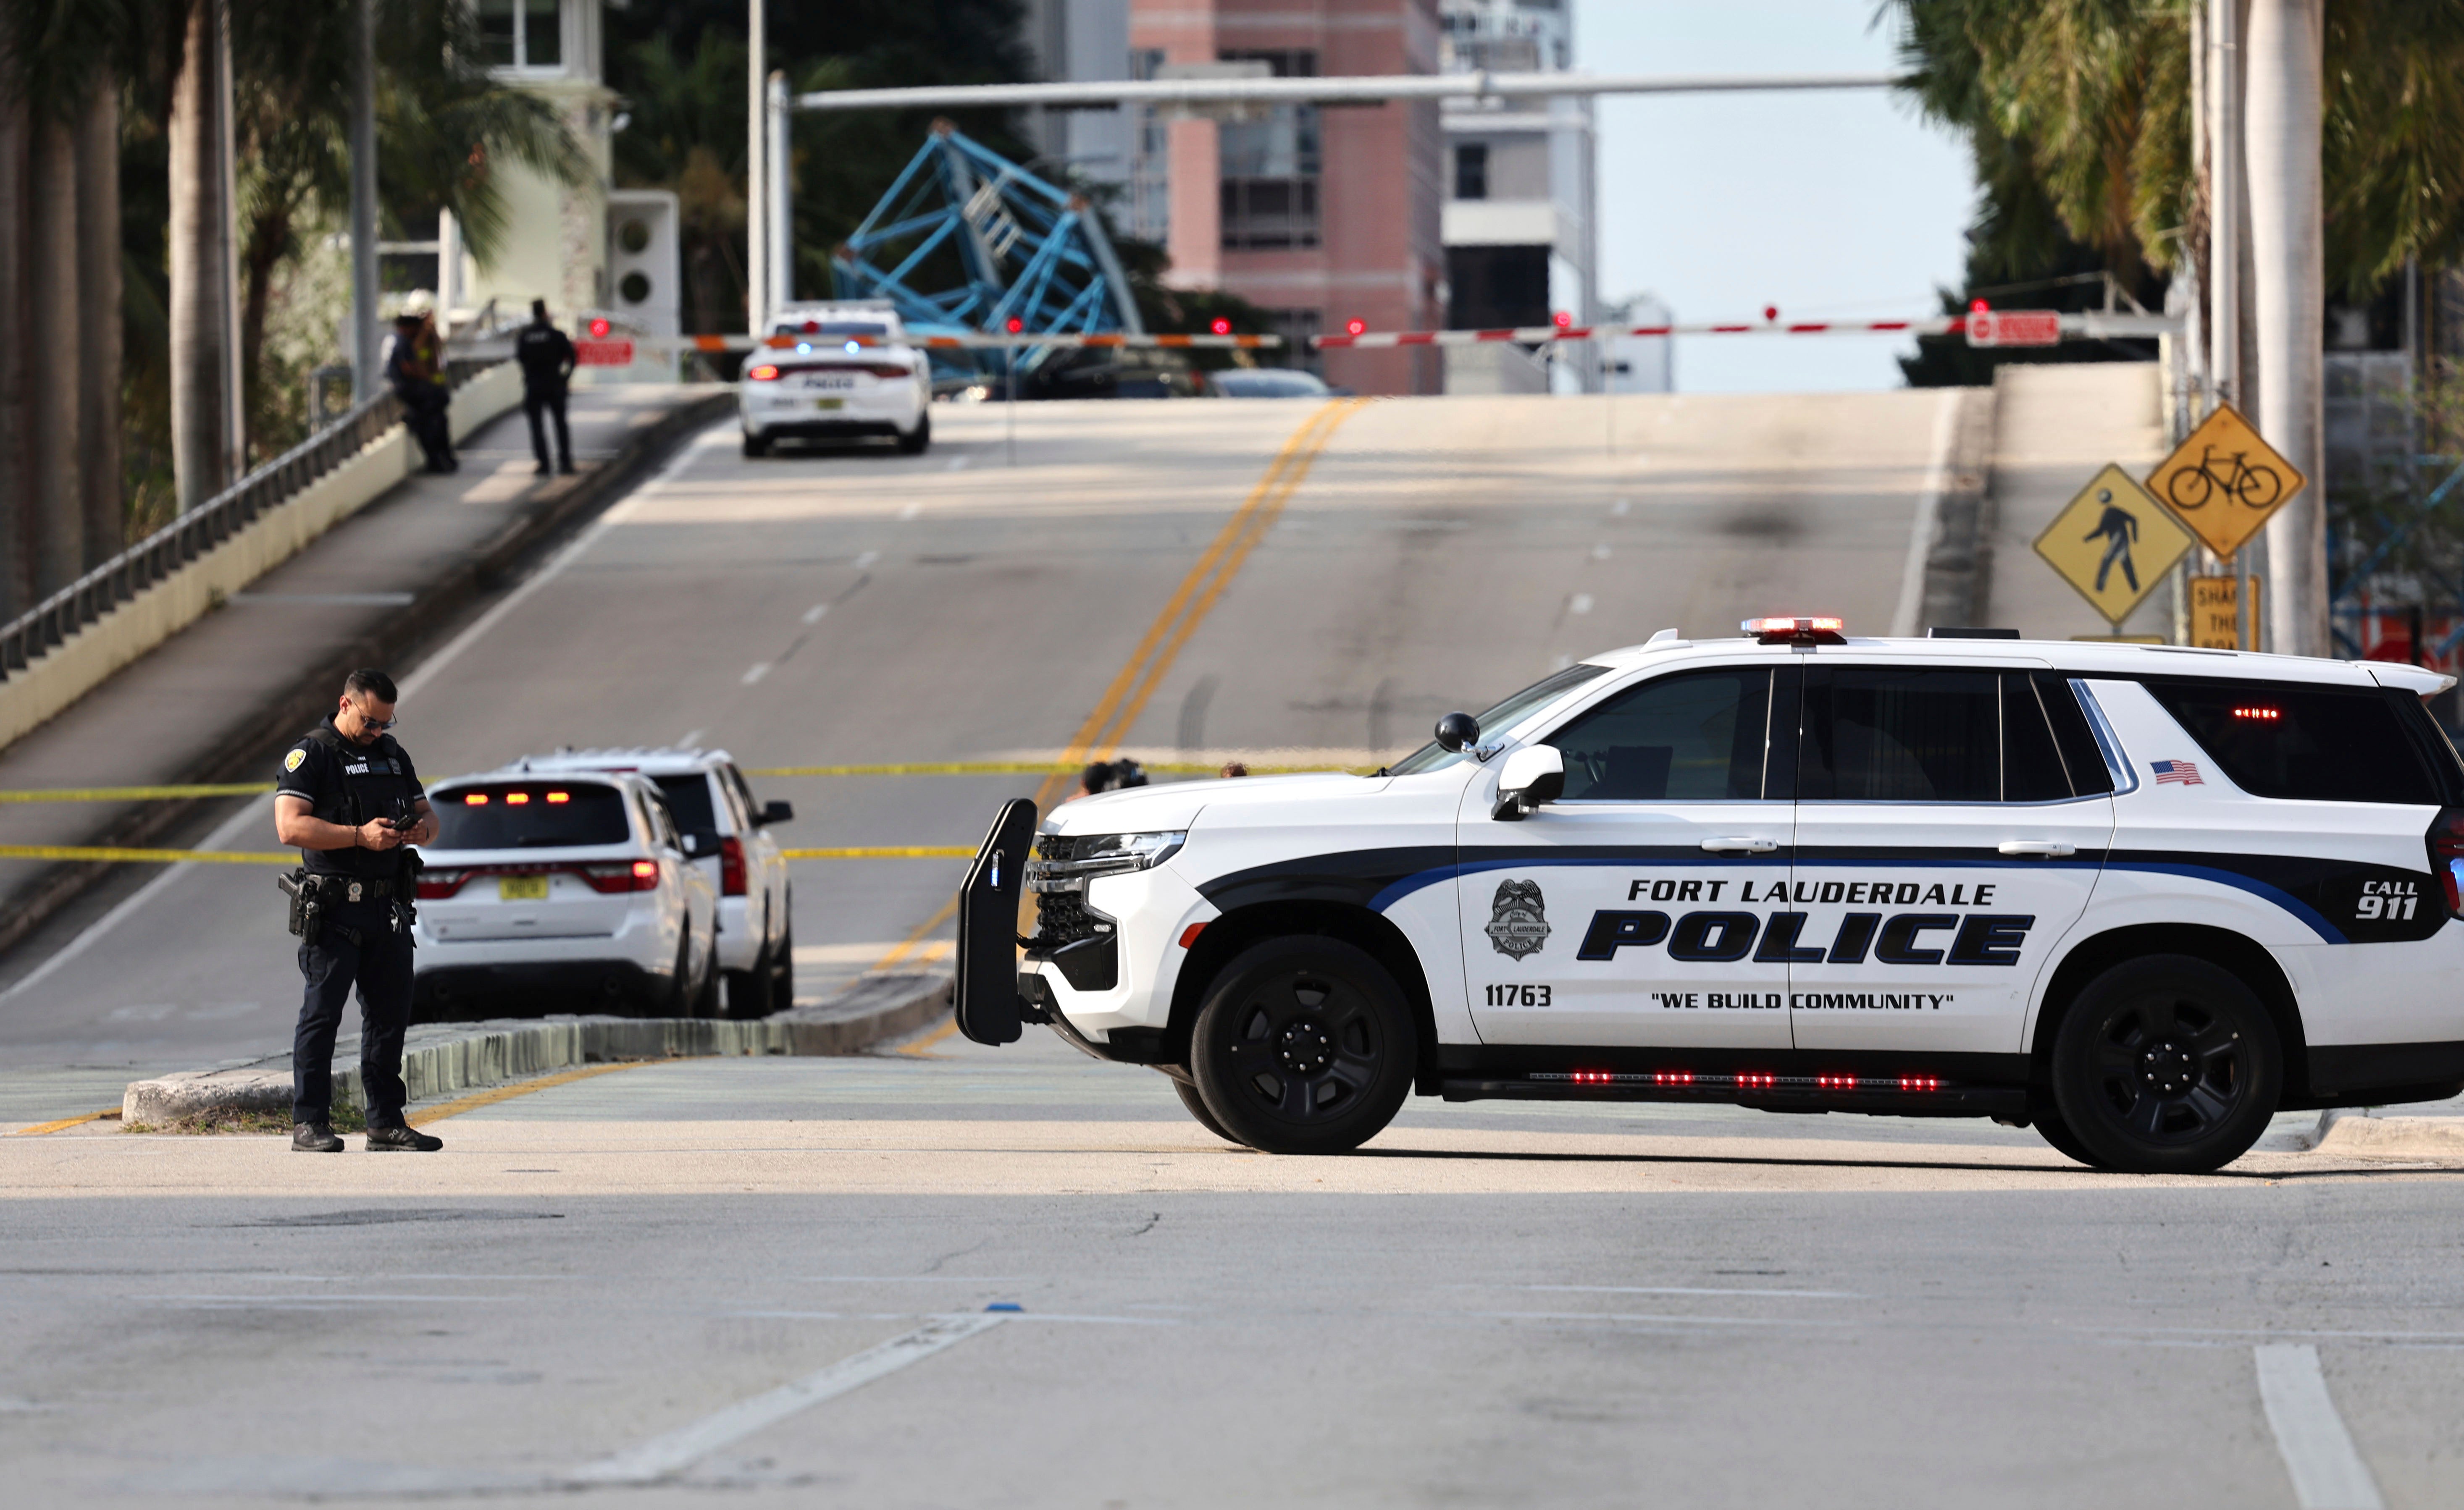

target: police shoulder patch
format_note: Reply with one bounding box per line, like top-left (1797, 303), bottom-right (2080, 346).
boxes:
top-left (284, 748), bottom-right (307, 773)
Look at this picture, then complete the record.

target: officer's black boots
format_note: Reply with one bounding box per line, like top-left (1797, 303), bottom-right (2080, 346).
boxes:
top-left (365, 1125), bottom-right (444, 1153)
top-left (292, 1122), bottom-right (344, 1153)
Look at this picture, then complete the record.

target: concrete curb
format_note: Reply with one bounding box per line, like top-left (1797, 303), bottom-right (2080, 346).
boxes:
top-left (122, 970), bottom-right (950, 1127)
top-left (2304, 1107), bottom-right (2464, 1158)
top-left (0, 389), bottom-right (733, 966)
top-left (1917, 385), bottom-right (2000, 631)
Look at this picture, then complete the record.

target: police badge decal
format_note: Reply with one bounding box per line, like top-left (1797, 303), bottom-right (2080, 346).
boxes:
top-left (1485, 879), bottom-right (1550, 959)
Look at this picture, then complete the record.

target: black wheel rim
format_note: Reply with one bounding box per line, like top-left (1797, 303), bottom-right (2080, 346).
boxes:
top-left (2085, 993), bottom-right (2249, 1146)
top-left (1215, 967), bottom-right (1384, 1125)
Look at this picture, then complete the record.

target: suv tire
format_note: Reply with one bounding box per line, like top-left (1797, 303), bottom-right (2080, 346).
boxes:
top-left (1189, 937), bottom-right (1415, 1155)
top-left (690, 936), bottom-right (722, 1019)
top-left (1173, 1076), bottom-right (1240, 1145)
top-left (2049, 954), bottom-right (2282, 1174)
top-left (897, 413), bottom-right (930, 455)
top-left (741, 432), bottom-right (770, 459)
top-left (767, 918), bottom-right (795, 1016)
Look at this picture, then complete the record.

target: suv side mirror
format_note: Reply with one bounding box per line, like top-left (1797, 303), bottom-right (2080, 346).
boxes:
top-left (1434, 711), bottom-right (1480, 753)
top-left (1491, 745), bottom-right (1566, 822)
top-left (759, 800), bottom-right (795, 826)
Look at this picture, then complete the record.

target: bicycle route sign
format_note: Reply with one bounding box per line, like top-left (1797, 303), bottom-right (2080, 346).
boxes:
top-left (2035, 464), bottom-right (2195, 626)
top-left (2144, 401), bottom-right (2306, 558)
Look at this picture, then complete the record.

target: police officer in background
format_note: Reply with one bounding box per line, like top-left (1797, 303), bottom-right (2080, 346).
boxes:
top-left (514, 299), bottom-right (577, 476)
top-left (274, 669), bottom-right (443, 1153)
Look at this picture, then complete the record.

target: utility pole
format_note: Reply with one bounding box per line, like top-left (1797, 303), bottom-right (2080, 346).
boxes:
top-left (746, 0), bottom-right (766, 338)
top-left (768, 71), bottom-right (792, 313)
top-left (349, 0), bottom-right (380, 406)
top-left (2246, 0), bottom-right (2326, 658)
top-left (2207, 0), bottom-right (2239, 414)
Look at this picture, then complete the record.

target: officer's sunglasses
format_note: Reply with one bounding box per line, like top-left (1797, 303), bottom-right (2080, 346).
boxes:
top-left (351, 707), bottom-right (400, 732)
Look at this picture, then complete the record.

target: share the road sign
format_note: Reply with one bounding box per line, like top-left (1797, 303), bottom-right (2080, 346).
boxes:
top-left (2035, 464), bottom-right (2194, 625)
top-left (2146, 402), bottom-right (2305, 558)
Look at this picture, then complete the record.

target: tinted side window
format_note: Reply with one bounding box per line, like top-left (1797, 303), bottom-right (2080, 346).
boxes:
top-left (2038, 673), bottom-right (2117, 795)
top-left (1547, 669), bottom-right (1774, 802)
top-left (2142, 680), bottom-right (2440, 804)
top-left (2002, 673), bottom-right (2073, 802)
top-left (1802, 668), bottom-right (1999, 802)
top-left (654, 773), bottom-right (718, 834)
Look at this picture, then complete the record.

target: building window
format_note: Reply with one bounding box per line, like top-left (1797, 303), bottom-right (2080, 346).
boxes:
top-left (1219, 50), bottom-right (1320, 250)
top-left (478, 0), bottom-right (562, 71)
top-left (1128, 48), bottom-right (1171, 245)
top-left (1454, 143), bottom-right (1489, 201)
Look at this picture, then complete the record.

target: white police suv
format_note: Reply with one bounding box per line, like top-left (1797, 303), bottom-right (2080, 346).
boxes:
top-left (955, 619), bottom-right (2464, 1174)
top-left (738, 301), bottom-right (931, 457)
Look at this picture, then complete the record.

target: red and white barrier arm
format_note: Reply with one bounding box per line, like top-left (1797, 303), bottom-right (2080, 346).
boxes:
top-left (1312, 312), bottom-right (2178, 349)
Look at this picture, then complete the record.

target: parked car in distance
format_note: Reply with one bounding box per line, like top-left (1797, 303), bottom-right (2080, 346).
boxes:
top-left (517, 748), bottom-right (796, 1018)
top-left (1207, 368), bottom-right (1348, 399)
top-left (410, 769), bottom-right (718, 1022)
top-left (1027, 345), bottom-right (1202, 400)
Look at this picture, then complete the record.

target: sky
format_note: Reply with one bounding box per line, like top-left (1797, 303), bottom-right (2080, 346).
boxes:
top-left (1573, 1), bottom-right (1977, 393)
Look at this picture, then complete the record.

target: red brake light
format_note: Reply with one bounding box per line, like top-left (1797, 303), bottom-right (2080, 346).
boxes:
top-left (1743, 615), bottom-right (1847, 645)
top-left (2429, 810), bottom-right (2464, 918)
top-left (578, 861), bottom-right (662, 894)
top-left (2231, 705), bottom-right (2281, 721)
top-left (746, 363), bottom-right (780, 381)
top-left (718, 836), bottom-right (747, 897)
top-left (415, 869), bottom-right (470, 900)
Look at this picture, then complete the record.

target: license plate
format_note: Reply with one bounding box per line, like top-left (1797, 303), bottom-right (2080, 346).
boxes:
top-left (804, 376), bottom-right (854, 390)
top-left (498, 874), bottom-right (549, 901)
top-left (812, 397), bottom-right (845, 411)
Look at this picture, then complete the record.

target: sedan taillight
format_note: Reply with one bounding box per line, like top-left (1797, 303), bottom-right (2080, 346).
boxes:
top-left (2429, 808), bottom-right (2464, 917)
top-left (719, 836), bottom-right (747, 897)
top-left (578, 860), bottom-right (662, 894)
top-left (416, 869), bottom-right (471, 900)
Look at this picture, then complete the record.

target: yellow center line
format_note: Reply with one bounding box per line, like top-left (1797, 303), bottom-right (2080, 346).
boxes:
top-left (406, 1060), bottom-right (662, 1127)
top-left (872, 894), bottom-right (959, 973)
top-left (6, 1108), bottom-right (120, 1137)
top-left (894, 1017), bottom-right (962, 1058)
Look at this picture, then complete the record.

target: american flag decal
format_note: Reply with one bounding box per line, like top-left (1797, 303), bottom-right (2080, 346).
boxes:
top-left (2151, 760), bottom-right (2204, 786)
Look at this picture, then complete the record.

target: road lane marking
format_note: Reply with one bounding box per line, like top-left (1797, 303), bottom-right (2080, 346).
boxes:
top-left (5, 1108), bottom-right (119, 1137)
top-left (563, 1312), bottom-right (1008, 1487)
top-left (1568, 592), bottom-right (1594, 615)
top-left (1889, 387), bottom-right (1962, 637)
top-left (1476, 1310), bottom-right (1854, 1328)
top-left (0, 782), bottom-right (274, 802)
top-left (2254, 1344), bottom-right (2385, 1510)
top-left (784, 847), bottom-right (972, 859)
top-left (894, 1017), bottom-right (961, 1057)
top-left (898, 500), bottom-right (923, 519)
top-left (873, 895), bottom-right (959, 970)
top-left (1508, 1285), bottom-right (1860, 1299)
top-left (801, 603), bottom-right (828, 624)
top-left (0, 844), bottom-right (290, 863)
top-left (741, 661), bottom-right (773, 685)
top-left (1030, 398), bottom-right (1366, 812)
top-left (854, 549), bottom-right (880, 569)
top-left (406, 1060), bottom-right (662, 1127)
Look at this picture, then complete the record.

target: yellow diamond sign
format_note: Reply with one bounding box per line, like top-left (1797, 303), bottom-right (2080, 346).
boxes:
top-left (2146, 401), bottom-right (2305, 558)
top-left (2035, 464), bottom-right (2194, 626)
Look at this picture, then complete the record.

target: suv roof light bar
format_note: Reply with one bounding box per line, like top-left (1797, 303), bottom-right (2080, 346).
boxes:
top-left (1927, 626), bottom-right (2022, 639)
top-left (1742, 615), bottom-right (1846, 646)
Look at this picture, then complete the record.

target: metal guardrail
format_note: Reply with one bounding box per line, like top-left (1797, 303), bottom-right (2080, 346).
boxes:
top-left (0, 392), bottom-right (403, 684)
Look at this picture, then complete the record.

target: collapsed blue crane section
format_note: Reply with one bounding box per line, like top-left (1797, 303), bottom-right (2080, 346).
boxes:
top-left (830, 123), bottom-right (1143, 378)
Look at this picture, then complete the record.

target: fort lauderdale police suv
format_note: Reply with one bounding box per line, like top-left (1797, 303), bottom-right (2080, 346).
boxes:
top-left (955, 618), bottom-right (2464, 1174)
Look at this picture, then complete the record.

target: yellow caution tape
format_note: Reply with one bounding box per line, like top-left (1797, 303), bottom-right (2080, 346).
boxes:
top-left (743, 761), bottom-right (1374, 777)
top-left (0, 763), bottom-right (1381, 804)
top-left (0, 843), bottom-right (967, 865)
top-left (0, 783), bottom-right (276, 803)
top-left (0, 844), bottom-right (294, 864)
top-left (780, 846), bottom-right (974, 859)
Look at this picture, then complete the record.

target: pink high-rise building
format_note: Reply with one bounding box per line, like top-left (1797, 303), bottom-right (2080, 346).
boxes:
top-left (1124, 0), bottom-right (1446, 396)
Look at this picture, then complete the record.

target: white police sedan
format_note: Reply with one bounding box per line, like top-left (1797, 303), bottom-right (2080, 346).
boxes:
top-left (738, 301), bottom-right (931, 458)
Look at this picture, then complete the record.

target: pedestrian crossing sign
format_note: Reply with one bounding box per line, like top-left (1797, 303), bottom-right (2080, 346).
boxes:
top-left (2035, 464), bottom-right (2193, 626)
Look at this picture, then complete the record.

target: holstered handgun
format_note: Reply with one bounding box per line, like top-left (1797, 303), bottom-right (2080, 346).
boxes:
top-left (279, 868), bottom-right (324, 946)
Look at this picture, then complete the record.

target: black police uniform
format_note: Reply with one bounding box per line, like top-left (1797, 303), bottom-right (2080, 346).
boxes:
top-left (275, 717), bottom-right (426, 1130)
top-left (514, 318), bottom-right (577, 473)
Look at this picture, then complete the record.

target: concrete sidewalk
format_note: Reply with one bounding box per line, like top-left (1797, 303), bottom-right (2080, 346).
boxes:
top-left (0, 384), bottom-right (729, 956)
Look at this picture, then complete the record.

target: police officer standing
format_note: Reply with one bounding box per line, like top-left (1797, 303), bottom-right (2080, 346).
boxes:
top-left (274, 669), bottom-right (443, 1153)
top-left (514, 299), bottom-right (578, 476)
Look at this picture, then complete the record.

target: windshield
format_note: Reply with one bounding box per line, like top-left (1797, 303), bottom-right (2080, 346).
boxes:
top-left (1386, 663), bottom-right (1614, 775)
top-left (777, 320), bottom-right (891, 341)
